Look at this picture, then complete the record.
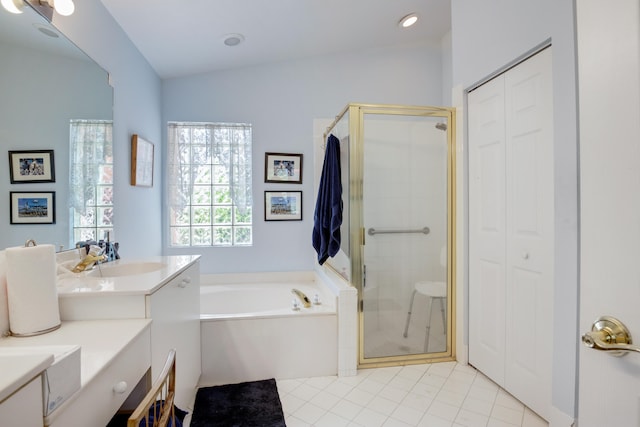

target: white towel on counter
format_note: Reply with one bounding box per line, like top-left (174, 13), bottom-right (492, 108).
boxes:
top-left (6, 244), bottom-right (60, 336)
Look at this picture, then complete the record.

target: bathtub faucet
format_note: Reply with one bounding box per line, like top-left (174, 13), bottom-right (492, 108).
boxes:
top-left (291, 288), bottom-right (311, 308)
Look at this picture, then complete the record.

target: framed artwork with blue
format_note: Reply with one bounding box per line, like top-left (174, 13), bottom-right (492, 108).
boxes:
top-left (264, 191), bottom-right (302, 221)
top-left (10, 191), bottom-right (56, 224)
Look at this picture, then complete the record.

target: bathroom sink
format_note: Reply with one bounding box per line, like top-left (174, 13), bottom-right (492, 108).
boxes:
top-left (87, 261), bottom-right (165, 277)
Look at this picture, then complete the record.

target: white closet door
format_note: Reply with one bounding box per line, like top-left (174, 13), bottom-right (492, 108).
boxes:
top-left (469, 47), bottom-right (553, 420)
top-left (503, 48), bottom-right (553, 419)
top-left (468, 73), bottom-right (507, 386)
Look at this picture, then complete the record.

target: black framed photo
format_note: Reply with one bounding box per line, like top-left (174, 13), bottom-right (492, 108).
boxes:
top-left (264, 152), bottom-right (302, 184)
top-left (10, 191), bottom-right (56, 224)
top-left (264, 191), bottom-right (302, 221)
top-left (8, 150), bottom-right (55, 183)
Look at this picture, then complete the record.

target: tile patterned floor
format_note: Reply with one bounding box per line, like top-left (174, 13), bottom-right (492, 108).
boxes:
top-left (277, 362), bottom-right (548, 427)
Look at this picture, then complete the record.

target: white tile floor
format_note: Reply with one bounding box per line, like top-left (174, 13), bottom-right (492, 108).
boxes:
top-left (277, 361), bottom-right (548, 427)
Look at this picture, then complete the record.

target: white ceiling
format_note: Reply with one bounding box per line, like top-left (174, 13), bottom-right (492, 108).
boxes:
top-left (99, 0), bottom-right (452, 79)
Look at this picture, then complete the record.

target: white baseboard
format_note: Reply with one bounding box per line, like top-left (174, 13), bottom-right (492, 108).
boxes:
top-left (549, 406), bottom-right (575, 427)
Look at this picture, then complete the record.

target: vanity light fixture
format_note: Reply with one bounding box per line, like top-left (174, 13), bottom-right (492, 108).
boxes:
top-left (42, 0), bottom-right (74, 16)
top-left (1, 0), bottom-right (24, 14)
top-left (398, 13), bottom-right (418, 28)
top-left (2, 0), bottom-right (75, 16)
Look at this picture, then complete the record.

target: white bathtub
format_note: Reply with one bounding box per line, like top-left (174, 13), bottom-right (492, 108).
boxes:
top-left (199, 275), bottom-right (338, 386)
top-left (200, 282), bottom-right (335, 319)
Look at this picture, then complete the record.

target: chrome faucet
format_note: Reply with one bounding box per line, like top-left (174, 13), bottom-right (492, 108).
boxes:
top-left (291, 288), bottom-right (311, 308)
top-left (72, 245), bottom-right (106, 273)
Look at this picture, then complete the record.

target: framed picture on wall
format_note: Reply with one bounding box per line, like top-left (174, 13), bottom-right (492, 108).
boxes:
top-left (264, 191), bottom-right (302, 221)
top-left (8, 150), bottom-right (55, 183)
top-left (131, 134), bottom-right (154, 187)
top-left (264, 152), bottom-right (303, 184)
top-left (10, 191), bottom-right (56, 224)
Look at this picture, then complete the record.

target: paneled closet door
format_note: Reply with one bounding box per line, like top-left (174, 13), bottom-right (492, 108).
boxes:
top-left (468, 74), bottom-right (507, 386)
top-left (503, 48), bottom-right (553, 419)
top-left (469, 47), bottom-right (553, 420)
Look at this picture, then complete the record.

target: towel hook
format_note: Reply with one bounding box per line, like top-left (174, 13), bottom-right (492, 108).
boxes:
top-left (24, 239), bottom-right (37, 247)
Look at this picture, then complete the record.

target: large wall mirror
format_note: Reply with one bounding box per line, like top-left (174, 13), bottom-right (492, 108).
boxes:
top-left (0, 6), bottom-right (113, 250)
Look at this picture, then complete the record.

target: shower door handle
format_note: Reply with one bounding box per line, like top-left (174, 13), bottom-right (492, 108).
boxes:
top-left (363, 264), bottom-right (366, 288)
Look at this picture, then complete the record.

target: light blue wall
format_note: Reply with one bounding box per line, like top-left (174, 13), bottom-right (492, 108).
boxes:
top-left (52, 0), bottom-right (163, 258)
top-left (162, 43), bottom-right (445, 274)
top-left (451, 0), bottom-right (578, 420)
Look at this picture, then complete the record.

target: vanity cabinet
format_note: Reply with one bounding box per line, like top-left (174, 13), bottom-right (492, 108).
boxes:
top-left (0, 377), bottom-right (43, 427)
top-left (0, 320), bottom-right (151, 427)
top-left (57, 256), bottom-right (201, 411)
top-left (46, 323), bottom-right (150, 427)
top-left (146, 261), bottom-right (201, 410)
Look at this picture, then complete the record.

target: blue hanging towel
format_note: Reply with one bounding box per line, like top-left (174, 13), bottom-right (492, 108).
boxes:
top-left (312, 134), bottom-right (343, 265)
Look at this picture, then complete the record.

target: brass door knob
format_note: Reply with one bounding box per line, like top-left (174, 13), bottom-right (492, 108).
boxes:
top-left (582, 316), bottom-right (640, 357)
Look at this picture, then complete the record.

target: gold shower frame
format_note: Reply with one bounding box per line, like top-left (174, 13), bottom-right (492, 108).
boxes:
top-left (323, 103), bottom-right (457, 368)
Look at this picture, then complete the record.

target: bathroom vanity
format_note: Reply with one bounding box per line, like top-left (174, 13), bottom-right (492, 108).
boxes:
top-left (0, 319), bottom-right (151, 427)
top-left (0, 255), bottom-right (200, 426)
top-left (56, 255), bottom-right (202, 410)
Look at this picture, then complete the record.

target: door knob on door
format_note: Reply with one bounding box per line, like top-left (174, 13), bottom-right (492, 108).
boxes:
top-left (582, 316), bottom-right (640, 356)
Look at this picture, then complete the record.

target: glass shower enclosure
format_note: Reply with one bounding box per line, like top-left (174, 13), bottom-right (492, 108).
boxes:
top-left (323, 103), bottom-right (456, 367)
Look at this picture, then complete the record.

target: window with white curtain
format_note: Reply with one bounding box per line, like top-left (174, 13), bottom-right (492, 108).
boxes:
top-left (69, 120), bottom-right (114, 245)
top-left (167, 122), bottom-right (252, 247)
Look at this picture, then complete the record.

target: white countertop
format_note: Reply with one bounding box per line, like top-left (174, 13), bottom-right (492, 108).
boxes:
top-left (0, 319), bottom-right (152, 420)
top-left (56, 255), bottom-right (200, 297)
top-left (0, 353), bottom-right (53, 403)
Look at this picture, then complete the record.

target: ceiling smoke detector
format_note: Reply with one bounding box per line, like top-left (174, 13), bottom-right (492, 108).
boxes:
top-left (34, 23), bottom-right (59, 38)
top-left (223, 34), bottom-right (245, 47)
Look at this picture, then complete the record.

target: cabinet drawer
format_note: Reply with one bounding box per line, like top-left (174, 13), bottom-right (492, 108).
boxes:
top-left (46, 328), bottom-right (150, 427)
top-left (59, 294), bottom-right (146, 320)
top-left (0, 377), bottom-right (43, 427)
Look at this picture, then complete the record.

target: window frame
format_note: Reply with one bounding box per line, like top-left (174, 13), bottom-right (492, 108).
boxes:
top-left (167, 122), bottom-right (253, 247)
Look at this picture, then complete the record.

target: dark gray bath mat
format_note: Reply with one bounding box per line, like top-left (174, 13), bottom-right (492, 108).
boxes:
top-left (190, 378), bottom-right (286, 427)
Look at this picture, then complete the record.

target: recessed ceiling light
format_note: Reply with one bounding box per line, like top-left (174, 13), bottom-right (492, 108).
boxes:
top-left (223, 34), bottom-right (245, 47)
top-left (399, 13), bottom-right (418, 28)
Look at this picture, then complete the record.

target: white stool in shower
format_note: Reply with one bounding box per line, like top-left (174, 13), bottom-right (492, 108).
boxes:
top-left (402, 281), bottom-right (447, 352)
top-left (403, 247), bottom-right (447, 353)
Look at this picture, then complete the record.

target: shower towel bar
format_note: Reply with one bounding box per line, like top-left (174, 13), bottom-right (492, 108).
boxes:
top-left (367, 226), bottom-right (430, 236)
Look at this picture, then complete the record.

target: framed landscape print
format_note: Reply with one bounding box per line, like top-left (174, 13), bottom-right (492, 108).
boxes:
top-left (264, 191), bottom-right (302, 221)
top-left (8, 150), bottom-right (55, 183)
top-left (10, 191), bottom-right (56, 224)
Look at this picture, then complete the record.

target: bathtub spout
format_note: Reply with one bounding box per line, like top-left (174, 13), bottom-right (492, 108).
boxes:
top-left (291, 288), bottom-right (312, 308)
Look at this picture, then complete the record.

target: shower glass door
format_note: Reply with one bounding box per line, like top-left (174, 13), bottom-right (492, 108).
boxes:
top-left (359, 108), bottom-right (454, 365)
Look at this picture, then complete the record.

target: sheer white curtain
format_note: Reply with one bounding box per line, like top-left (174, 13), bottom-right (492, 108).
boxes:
top-left (167, 122), bottom-right (252, 214)
top-left (69, 120), bottom-right (113, 214)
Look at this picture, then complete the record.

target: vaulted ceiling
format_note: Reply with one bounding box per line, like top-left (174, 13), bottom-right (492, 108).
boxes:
top-left (100, 0), bottom-right (451, 78)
